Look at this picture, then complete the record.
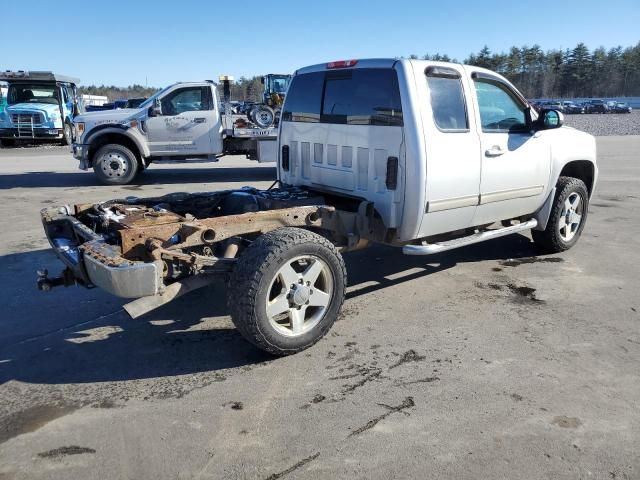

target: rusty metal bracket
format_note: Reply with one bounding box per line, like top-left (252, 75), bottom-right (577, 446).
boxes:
top-left (119, 206), bottom-right (336, 257)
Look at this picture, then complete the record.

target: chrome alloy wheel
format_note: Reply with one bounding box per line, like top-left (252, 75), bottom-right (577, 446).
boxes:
top-left (265, 255), bottom-right (333, 337)
top-left (558, 192), bottom-right (583, 242)
top-left (99, 150), bottom-right (130, 178)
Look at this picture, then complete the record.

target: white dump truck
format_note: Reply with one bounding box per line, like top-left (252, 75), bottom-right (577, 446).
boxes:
top-left (39, 59), bottom-right (597, 355)
top-left (71, 78), bottom-right (277, 185)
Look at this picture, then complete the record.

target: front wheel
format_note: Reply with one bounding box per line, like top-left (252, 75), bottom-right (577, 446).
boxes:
top-left (227, 228), bottom-right (347, 355)
top-left (532, 176), bottom-right (589, 253)
top-left (92, 143), bottom-right (139, 185)
top-left (60, 122), bottom-right (73, 146)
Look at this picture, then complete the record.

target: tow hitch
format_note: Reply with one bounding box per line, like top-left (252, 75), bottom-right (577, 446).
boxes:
top-left (36, 267), bottom-right (77, 291)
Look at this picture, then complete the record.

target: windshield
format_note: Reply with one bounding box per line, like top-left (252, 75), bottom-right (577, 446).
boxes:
top-left (268, 76), bottom-right (290, 94)
top-left (8, 84), bottom-right (59, 105)
top-left (139, 86), bottom-right (169, 109)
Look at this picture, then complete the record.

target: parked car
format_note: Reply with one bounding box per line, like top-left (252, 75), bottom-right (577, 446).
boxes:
top-left (39, 59), bottom-right (598, 355)
top-left (585, 99), bottom-right (608, 114)
top-left (542, 101), bottom-right (564, 112)
top-left (126, 97), bottom-right (147, 108)
top-left (610, 102), bottom-right (632, 114)
top-left (561, 101), bottom-right (584, 114)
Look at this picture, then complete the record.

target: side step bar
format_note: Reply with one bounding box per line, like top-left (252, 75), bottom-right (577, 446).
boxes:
top-left (402, 219), bottom-right (538, 256)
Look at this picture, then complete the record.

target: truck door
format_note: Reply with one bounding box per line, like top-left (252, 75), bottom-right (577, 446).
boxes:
top-left (145, 85), bottom-right (221, 156)
top-left (468, 71), bottom-right (550, 225)
top-left (419, 64), bottom-right (481, 236)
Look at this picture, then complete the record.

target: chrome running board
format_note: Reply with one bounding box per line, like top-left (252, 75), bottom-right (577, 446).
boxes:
top-left (402, 219), bottom-right (538, 256)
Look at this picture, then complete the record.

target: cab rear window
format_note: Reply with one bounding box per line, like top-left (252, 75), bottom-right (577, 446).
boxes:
top-left (282, 68), bottom-right (403, 126)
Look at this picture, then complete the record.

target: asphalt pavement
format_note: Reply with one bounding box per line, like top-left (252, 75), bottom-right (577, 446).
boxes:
top-left (0, 139), bottom-right (638, 479)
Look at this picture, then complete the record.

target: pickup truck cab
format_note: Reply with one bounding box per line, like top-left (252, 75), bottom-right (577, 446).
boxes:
top-left (72, 81), bottom-right (277, 185)
top-left (0, 71), bottom-right (80, 146)
top-left (39, 59), bottom-right (597, 355)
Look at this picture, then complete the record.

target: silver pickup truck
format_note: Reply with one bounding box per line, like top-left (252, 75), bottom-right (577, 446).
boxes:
top-left (71, 80), bottom-right (277, 185)
top-left (39, 58), bottom-right (597, 355)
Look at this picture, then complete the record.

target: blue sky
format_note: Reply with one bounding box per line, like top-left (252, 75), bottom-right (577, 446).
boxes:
top-left (2, 0), bottom-right (639, 87)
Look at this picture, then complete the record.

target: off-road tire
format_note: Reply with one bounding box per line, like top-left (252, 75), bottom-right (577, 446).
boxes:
top-left (92, 143), bottom-right (139, 185)
top-left (61, 122), bottom-right (73, 146)
top-left (532, 176), bottom-right (589, 253)
top-left (228, 227), bottom-right (347, 355)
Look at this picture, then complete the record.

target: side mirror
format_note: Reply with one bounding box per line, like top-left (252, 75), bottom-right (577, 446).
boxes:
top-left (150, 98), bottom-right (162, 117)
top-left (539, 109), bottom-right (564, 129)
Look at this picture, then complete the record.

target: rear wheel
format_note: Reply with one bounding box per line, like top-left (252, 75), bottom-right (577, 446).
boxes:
top-left (532, 176), bottom-right (589, 253)
top-left (228, 228), bottom-right (346, 355)
top-left (92, 143), bottom-right (139, 185)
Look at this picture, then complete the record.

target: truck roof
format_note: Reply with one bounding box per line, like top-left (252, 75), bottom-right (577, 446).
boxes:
top-left (0, 70), bottom-right (80, 85)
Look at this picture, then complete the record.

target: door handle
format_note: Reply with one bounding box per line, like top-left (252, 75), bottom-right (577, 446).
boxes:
top-left (193, 118), bottom-right (206, 124)
top-left (485, 146), bottom-right (504, 157)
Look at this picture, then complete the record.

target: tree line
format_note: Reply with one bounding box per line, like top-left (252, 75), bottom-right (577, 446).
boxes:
top-left (411, 42), bottom-right (640, 99)
top-left (78, 42), bottom-right (640, 102)
top-left (78, 84), bottom-right (159, 100)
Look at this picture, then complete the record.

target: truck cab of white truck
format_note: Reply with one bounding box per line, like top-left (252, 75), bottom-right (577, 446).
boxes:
top-left (72, 80), bottom-right (277, 184)
top-left (39, 59), bottom-right (597, 355)
top-left (278, 58), bottom-right (597, 246)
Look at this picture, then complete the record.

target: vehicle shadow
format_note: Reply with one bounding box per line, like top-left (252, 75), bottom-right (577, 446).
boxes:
top-left (0, 166), bottom-right (276, 189)
top-left (0, 233), bottom-right (538, 385)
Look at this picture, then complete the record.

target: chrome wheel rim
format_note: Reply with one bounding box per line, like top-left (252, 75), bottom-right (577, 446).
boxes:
top-left (99, 150), bottom-right (129, 178)
top-left (559, 192), bottom-right (583, 242)
top-left (256, 109), bottom-right (273, 127)
top-left (265, 255), bottom-right (333, 337)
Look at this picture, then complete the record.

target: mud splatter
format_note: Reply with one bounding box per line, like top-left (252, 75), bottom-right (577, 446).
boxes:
top-left (389, 350), bottom-right (426, 369)
top-left (311, 394), bottom-right (326, 404)
top-left (263, 452), bottom-right (320, 480)
top-left (507, 284), bottom-right (544, 304)
top-left (552, 416), bottom-right (582, 428)
top-left (500, 257), bottom-right (564, 267)
top-left (396, 377), bottom-right (440, 386)
top-left (38, 446), bottom-right (96, 458)
top-left (349, 397), bottom-right (415, 437)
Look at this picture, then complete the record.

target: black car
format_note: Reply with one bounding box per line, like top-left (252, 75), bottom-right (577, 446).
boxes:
top-left (585, 99), bottom-right (608, 114)
top-left (561, 101), bottom-right (584, 114)
top-left (610, 102), bottom-right (632, 114)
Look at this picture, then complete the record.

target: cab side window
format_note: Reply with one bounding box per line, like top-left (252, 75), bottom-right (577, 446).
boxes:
top-left (426, 67), bottom-right (468, 131)
top-left (161, 87), bottom-right (211, 115)
top-left (473, 80), bottom-right (527, 133)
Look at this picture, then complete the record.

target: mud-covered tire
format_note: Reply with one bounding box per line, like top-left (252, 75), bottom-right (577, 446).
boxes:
top-left (92, 143), bottom-right (139, 185)
top-left (532, 176), bottom-right (589, 253)
top-left (227, 227), bottom-right (347, 355)
top-left (61, 122), bottom-right (73, 146)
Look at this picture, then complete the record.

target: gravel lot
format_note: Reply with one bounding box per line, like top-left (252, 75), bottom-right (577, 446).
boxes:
top-left (563, 110), bottom-right (640, 136)
top-left (0, 139), bottom-right (639, 479)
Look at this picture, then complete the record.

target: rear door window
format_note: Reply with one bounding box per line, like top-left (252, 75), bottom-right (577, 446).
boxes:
top-left (426, 67), bottom-right (468, 131)
top-left (282, 68), bottom-right (403, 126)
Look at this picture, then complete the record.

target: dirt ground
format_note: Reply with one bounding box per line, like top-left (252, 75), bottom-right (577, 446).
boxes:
top-left (0, 139), bottom-right (638, 479)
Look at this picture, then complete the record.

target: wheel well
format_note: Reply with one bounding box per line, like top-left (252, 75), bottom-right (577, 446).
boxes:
top-left (559, 160), bottom-right (595, 196)
top-left (88, 133), bottom-right (143, 169)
